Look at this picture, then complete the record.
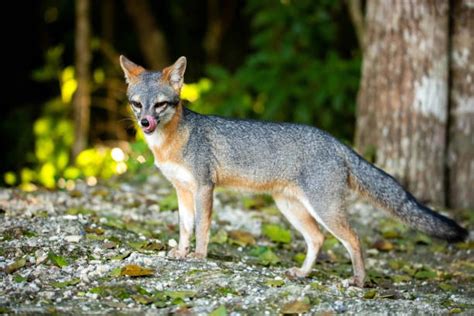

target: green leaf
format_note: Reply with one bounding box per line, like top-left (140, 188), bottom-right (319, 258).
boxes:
top-left (209, 305), bottom-right (227, 316)
top-left (391, 275), bottom-right (411, 283)
top-left (414, 268), bottom-right (437, 280)
top-left (6, 258), bottom-right (26, 274)
top-left (293, 253), bottom-right (306, 265)
top-left (111, 251), bottom-right (132, 261)
top-left (364, 289), bottom-right (377, 299)
top-left (164, 290), bottom-right (197, 300)
top-left (109, 267), bottom-right (122, 278)
top-left (48, 252), bottom-right (69, 268)
top-left (262, 224), bottom-right (291, 244)
top-left (14, 275), bottom-right (27, 283)
top-left (439, 282), bottom-right (454, 292)
top-left (210, 229), bottom-right (228, 244)
top-left (258, 248), bottom-right (280, 266)
top-left (265, 279), bottom-right (285, 287)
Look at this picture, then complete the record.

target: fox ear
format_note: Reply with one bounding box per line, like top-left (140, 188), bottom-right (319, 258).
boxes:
top-left (162, 56), bottom-right (187, 92)
top-left (119, 55), bottom-right (145, 84)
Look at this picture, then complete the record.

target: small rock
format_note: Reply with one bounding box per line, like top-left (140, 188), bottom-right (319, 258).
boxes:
top-left (168, 239), bottom-right (178, 248)
top-left (64, 235), bottom-right (81, 243)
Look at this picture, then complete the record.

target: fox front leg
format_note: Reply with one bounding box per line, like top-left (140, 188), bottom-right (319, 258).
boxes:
top-left (168, 187), bottom-right (195, 259)
top-left (187, 184), bottom-right (214, 259)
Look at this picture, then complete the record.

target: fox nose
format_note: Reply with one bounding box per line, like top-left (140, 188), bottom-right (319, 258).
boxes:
top-left (140, 118), bottom-right (150, 127)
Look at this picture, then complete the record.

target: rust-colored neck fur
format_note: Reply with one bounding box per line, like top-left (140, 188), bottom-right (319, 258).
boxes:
top-left (150, 103), bottom-right (188, 163)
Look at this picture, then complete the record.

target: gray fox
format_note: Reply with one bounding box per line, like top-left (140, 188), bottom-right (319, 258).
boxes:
top-left (120, 55), bottom-right (468, 287)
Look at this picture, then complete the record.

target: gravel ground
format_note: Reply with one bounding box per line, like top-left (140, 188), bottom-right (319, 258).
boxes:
top-left (0, 173), bottom-right (472, 315)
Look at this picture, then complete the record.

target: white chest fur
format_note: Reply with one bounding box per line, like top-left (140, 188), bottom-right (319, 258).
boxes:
top-left (156, 161), bottom-right (195, 187)
top-left (144, 129), bottom-right (195, 188)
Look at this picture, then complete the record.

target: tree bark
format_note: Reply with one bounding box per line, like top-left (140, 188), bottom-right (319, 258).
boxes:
top-left (124, 0), bottom-right (169, 69)
top-left (72, 0), bottom-right (92, 158)
top-left (355, 1), bottom-right (449, 205)
top-left (203, 0), bottom-right (236, 64)
top-left (448, 0), bottom-right (474, 209)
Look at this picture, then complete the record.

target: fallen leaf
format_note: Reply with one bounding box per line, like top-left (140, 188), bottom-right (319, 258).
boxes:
top-left (14, 275), bottom-right (27, 283)
top-left (256, 248), bottom-right (280, 266)
top-left (391, 275), bottom-right (411, 283)
top-left (364, 289), bottom-right (377, 299)
top-left (120, 264), bottom-right (154, 277)
top-left (111, 251), bottom-right (131, 261)
top-left (228, 230), bottom-right (256, 246)
top-left (85, 226), bottom-right (105, 235)
top-left (382, 229), bottom-right (400, 239)
top-left (280, 299), bottom-right (310, 314)
top-left (48, 252), bottom-right (69, 268)
top-left (439, 282), bottom-right (454, 292)
top-left (414, 268), bottom-right (437, 280)
top-left (293, 253), bottom-right (306, 265)
top-left (6, 258), bottom-right (26, 274)
top-left (209, 305), bottom-right (227, 316)
top-left (262, 224), bottom-right (291, 244)
top-left (132, 295), bottom-right (154, 305)
top-left (265, 279), bottom-right (285, 287)
top-left (372, 240), bottom-right (394, 251)
top-left (210, 229), bottom-right (228, 244)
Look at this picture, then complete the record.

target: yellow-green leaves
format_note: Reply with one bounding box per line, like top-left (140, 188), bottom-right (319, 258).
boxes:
top-left (48, 252), bottom-right (68, 268)
top-left (120, 264), bottom-right (154, 277)
top-left (262, 224), bottom-right (291, 244)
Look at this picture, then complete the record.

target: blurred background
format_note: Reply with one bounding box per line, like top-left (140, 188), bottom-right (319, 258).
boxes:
top-left (1, 0), bottom-right (472, 210)
top-left (1, 0), bottom-right (360, 187)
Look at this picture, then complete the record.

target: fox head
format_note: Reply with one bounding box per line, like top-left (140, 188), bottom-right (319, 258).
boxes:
top-left (119, 55), bottom-right (186, 134)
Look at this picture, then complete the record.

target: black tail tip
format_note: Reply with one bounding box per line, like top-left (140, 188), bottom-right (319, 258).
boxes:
top-left (446, 224), bottom-right (469, 243)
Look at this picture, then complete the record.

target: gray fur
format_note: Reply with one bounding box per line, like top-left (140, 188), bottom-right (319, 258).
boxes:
top-left (178, 108), bottom-right (467, 241)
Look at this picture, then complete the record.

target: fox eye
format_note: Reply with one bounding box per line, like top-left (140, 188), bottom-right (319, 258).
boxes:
top-left (130, 101), bottom-right (142, 109)
top-left (154, 101), bottom-right (167, 109)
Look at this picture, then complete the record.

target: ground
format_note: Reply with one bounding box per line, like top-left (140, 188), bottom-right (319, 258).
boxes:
top-left (0, 171), bottom-right (473, 315)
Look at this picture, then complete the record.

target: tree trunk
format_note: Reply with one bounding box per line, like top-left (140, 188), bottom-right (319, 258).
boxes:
top-left (72, 0), bottom-right (92, 158)
top-left (124, 0), bottom-right (169, 69)
top-left (203, 0), bottom-right (236, 64)
top-left (355, 1), bottom-right (449, 206)
top-left (448, 0), bottom-right (474, 209)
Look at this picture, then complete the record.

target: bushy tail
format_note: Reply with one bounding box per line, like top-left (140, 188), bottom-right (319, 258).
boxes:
top-left (343, 146), bottom-right (468, 242)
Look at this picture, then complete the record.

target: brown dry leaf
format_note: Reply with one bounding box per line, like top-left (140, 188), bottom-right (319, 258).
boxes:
top-left (372, 240), bottom-right (394, 251)
top-left (228, 230), bottom-right (256, 246)
top-left (280, 299), bottom-right (311, 314)
top-left (6, 258), bottom-right (26, 274)
top-left (120, 264), bottom-right (154, 277)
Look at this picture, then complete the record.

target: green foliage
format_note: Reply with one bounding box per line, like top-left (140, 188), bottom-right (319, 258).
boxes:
top-left (193, 0), bottom-right (361, 141)
top-left (262, 224), bottom-right (292, 244)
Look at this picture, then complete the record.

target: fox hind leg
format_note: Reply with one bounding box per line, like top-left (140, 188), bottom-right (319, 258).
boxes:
top-left (273, 194), bottom-right (325, 278)
top-left (300, 194), bottom-right (366, 287)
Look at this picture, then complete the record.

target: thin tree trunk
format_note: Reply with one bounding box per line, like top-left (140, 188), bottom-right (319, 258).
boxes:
top-left (72, 0), bottom-right (92, 158)
top-left (448, 0), bottom-right (474, 209)
top-left (355, 1), bottom-right (449, 205)
top-left (345, 0), bottom-right (365, 50)
top-left (124, 0), bottom-right (168, 69)
top-left (203, 0), bottom-right (236, 64)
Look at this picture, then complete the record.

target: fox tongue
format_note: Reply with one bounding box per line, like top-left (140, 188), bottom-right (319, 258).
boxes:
top-left (143, 115), bottom-right (157, 133)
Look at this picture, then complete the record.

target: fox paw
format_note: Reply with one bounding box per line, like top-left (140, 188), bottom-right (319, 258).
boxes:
top-left (342, 276), bottom-right (365, 288)
top-left (167, 248), bottom-right (187, 260)
top-left (186, 252), bottom-right (207, 260)
top-left (285, 267), bottom-right (309, 279)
